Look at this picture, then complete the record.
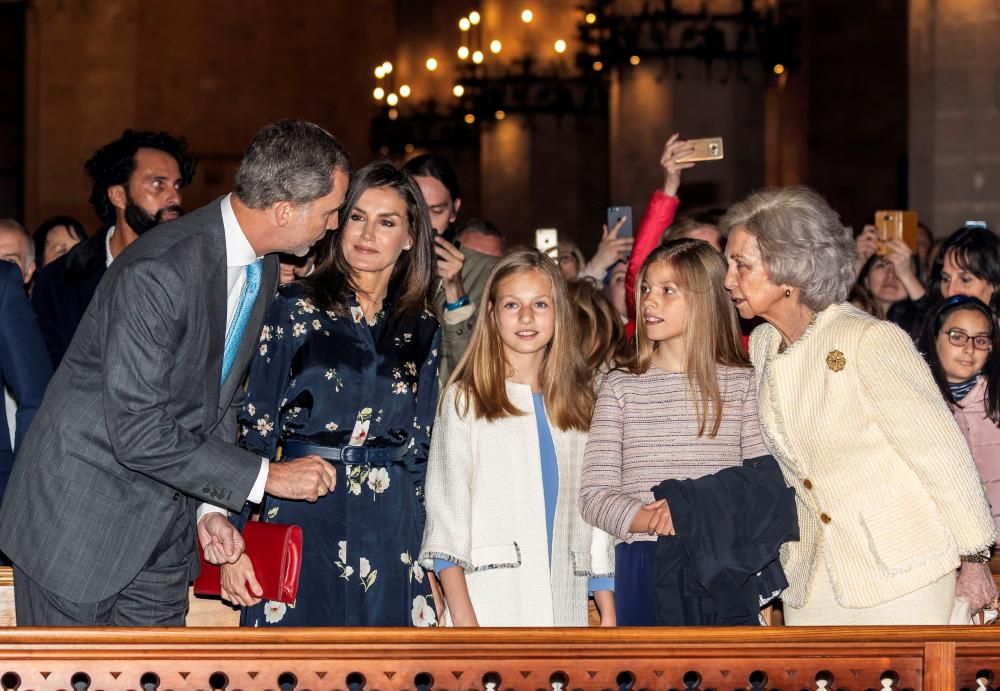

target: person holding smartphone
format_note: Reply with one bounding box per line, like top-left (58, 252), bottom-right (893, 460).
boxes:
top-left (404, 155), bottom-right (498, 384)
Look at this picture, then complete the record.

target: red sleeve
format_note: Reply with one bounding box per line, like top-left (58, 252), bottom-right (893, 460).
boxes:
top-left (625, 190), bottom-right (680, 330)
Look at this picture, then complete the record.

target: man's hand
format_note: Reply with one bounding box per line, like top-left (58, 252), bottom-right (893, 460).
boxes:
top-left (197, 512), bottom-right (245, 565)
top-left (264, 454), bottom-right (336, 502)
top-left (435, 236), bottom-right (467, 303)
top-left (220, 553), bottom-right (263, 607)
top-left (628, 498), bottom-right (675, 536)
top-left (661, 134), bottom-right (696, 197)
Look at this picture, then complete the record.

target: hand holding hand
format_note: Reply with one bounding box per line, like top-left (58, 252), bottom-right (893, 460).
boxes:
top-left (264, 454), bottom-right (336, 502)
top-left (661, 134), bottom-right (696, 197)
top-left (197, 512), bottom-right (245, 565)
top-left (220, 553), bottom-right (263, 607)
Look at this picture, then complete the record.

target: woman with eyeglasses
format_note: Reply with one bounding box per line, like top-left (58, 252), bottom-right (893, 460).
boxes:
top-left (919, 295), bottom-right (1000, 615)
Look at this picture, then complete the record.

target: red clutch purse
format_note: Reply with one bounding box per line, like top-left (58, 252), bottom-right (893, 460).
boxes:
top-left (194, 521), bottom-right (303, 604)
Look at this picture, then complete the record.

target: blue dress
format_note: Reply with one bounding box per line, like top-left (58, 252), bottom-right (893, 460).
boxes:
top-left (238, 283), bottom-right (441, 627)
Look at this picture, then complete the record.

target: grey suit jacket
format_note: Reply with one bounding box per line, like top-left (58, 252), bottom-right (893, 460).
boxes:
top-left (0, 200), bottom-right (277, 603)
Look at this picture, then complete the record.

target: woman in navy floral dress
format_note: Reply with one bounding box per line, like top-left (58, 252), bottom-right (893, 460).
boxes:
top-left (223, 161), bottom-right (441, 626)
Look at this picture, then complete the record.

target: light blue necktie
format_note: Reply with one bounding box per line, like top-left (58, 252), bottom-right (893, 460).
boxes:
top-left (221, 259), bottom-right (263, 385)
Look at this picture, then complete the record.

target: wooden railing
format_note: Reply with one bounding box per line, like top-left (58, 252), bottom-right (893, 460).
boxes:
top-left (0, 626), bottom-right (999, 691)
top-left (4, 567), bottom-right (1000, 690)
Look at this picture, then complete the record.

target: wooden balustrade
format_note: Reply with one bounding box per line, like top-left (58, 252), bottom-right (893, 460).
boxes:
top-left (0, 626), bottom-right (999, 691)
top-left (3, 567), bottom-right (1000, 690)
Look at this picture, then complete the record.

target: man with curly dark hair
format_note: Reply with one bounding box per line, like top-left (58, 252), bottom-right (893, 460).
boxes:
top-left (31, 130), bottom-right (196, 367)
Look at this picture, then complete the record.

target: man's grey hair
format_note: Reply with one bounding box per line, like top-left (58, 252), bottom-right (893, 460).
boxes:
top-left (0, 218), bottom-right (34, 267)
top-left (234, 120), bottom-right (352, 209)
top-left (719, 186), bottom-right (854, 311)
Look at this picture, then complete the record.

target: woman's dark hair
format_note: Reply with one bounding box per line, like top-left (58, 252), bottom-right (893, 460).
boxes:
top-left (84, 130), bottom-right (197, 227)
top-left (918, 295), bottom-right (1000, 421)
top-left (302, 160), bottom-right (435, 319)
top-left (402, 154), bottom-right (461, 201)
top-left (926, 225), bottom-right (1000, 311)
top-left (33, 216), bottom-right (86, 264)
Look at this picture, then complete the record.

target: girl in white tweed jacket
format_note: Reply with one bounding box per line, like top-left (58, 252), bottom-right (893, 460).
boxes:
top-left (420, 249), bottom-right (615, 626)
top-left (721, 187), bottom-right (997, 625)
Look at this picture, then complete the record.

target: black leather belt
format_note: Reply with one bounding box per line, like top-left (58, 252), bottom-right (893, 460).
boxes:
top-left (282, 441), bottom-right (409, 465)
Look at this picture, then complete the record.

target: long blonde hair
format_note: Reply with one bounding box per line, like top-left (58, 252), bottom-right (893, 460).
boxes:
top-left (627, 239), bottom-right (748, 437)
top-left (447, 248), bottom-right (595, 431)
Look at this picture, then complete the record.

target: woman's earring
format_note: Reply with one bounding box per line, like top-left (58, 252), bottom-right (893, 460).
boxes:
top-left (404, 245), bottom-right (412, 251)
top-left (785, 288), bottom-right (792, 298)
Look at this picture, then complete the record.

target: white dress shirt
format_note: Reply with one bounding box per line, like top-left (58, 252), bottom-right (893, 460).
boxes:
top-left (197, 195), bottom-right (269, 522)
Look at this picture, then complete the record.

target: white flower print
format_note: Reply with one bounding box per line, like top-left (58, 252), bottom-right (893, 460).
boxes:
top-left (247, 403), bottom-right (256, 416)
top-left (404, 361), bottom-right (417, 376)
top-left (260, 325), bottom-right (273, 342)
top-left (403, 333), bottom-right (413, 343)
top-left (312, 319), bottom-right (322, 330)
top-left (367, 467), bottom-right (390, 495)
top-left (392, 368), bottom-right (402, 379)
top-left (325, 369), bottom-right (334, 380)
top-left (411, 595), bottom-right (437, 627)
top-left (335, 541), bottom-right (354, 580)
top-left (351, 306), bottom-right (364, 323)
top-left (266, 506), bottom-right (279, 519)
top-left (255, 417), bottom-right (274, 436)
top-left (292, 322), bottom-right (306, 337)
top-left (400, 551), bottom-right (412, 565)
top-left (324, 368), bottom-right (344, 391)
top-left (275, 326), bottom-right (285, 339)
top-left (259, 344), bottom-right (268, 356)
top-left (393, 381), bottom-right (409, 395)
top-left (263, 600), bottom-right (287, 623)
top-left (413, 561), bottom-right (425, 583)
top-left (296, 298), bottom-right (317, 314)
top-left (359, 557), bottom-right (378, 591)
top-left (325, 422), bottom-right (339, 432)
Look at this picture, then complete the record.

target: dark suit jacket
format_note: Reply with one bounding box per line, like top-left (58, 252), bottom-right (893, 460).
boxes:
top-left (0, 201), bottom-right (277, 603)
top-left (31, 228), bottom-right (108, 368)
top-left (0, 261), bottom-right (52, 500)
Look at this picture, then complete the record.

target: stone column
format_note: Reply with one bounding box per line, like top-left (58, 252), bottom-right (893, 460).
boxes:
top-left (910, 0), bottom-right (1000, 235)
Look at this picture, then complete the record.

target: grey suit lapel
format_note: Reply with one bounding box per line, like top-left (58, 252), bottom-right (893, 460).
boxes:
top-left (204, 207), bottom-right (228, 419)
top-left (219, 254), bottom-right (278, 412)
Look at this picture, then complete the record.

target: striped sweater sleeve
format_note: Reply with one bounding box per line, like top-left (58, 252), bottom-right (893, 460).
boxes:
top-left (579, 374), bottom-right (645, 541)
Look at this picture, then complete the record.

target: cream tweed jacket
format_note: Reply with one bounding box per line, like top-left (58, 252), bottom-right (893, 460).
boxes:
top-left (749, 303), bottom-right (997, 608)
top-left (420, 381), bottom-right (615, 626)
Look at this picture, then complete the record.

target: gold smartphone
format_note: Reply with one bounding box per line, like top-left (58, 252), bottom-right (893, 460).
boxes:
top-left (874, 210), bottom-right (918, 254)
top-left (676, 137), bottom-right (724, 163)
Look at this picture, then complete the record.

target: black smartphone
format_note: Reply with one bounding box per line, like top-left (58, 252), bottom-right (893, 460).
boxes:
top-left (607, 206), bottom-right (633, 238)
top-left (440, 226), bottom-right (461, 250)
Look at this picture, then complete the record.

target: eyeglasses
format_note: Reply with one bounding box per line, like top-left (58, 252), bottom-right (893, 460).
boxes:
top-left (943, 329), bottom-right (993, 351)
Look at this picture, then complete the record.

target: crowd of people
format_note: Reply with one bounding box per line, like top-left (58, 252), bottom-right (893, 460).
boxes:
top-left (0, 119), bottom-right (997, 629)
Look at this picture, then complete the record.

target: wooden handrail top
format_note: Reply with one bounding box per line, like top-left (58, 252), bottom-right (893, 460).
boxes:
top-left (0, 625), bottom-right (999, 647)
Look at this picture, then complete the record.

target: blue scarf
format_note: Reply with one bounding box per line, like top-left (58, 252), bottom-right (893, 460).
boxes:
top-left (949, 375), bottom-right (979, 402)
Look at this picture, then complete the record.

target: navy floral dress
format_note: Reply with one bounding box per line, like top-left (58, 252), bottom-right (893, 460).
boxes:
top-left (237, 283), bottom-right (441, 627)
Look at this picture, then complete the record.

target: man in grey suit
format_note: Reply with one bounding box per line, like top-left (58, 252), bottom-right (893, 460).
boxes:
top-left (0, 120), bottom-right (348, 625)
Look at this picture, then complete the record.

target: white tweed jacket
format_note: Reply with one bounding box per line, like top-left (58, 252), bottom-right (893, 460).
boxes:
top-left (419, 381), bottom-right (615, 626)
top-left (749, 303), bottom-right (997, 608)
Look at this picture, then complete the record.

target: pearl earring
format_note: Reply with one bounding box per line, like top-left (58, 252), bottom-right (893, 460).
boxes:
top-left (785, 288), bottom-right (792, 298)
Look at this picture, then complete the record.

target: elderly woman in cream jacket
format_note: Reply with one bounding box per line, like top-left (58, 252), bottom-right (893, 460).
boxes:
top-left (721, 186), bottom-right (997, 625)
